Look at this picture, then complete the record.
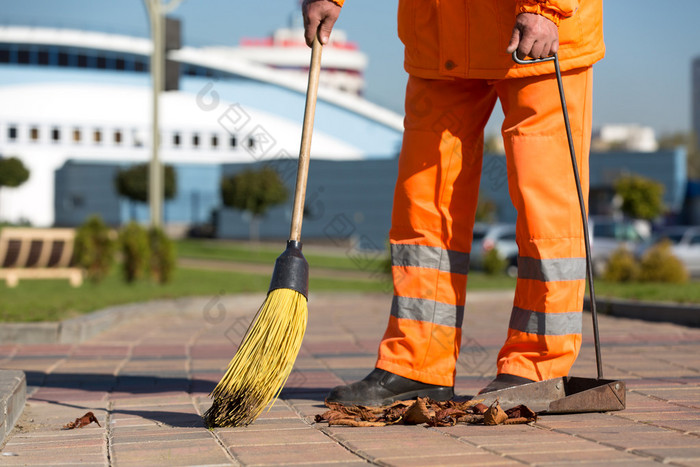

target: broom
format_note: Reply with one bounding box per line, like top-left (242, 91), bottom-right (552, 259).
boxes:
top-left (204, 36), bottom-right (323, 428)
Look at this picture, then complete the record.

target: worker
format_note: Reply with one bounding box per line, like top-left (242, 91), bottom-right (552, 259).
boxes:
top-left (302, 0), bottom-right (604, 405)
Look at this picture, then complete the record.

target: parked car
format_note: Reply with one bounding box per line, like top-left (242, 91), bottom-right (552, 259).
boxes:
top-left (589, 217), bottom-right (648, 276)
top-left (470, 223), bottom-right (519, 277)
top-left (639, 226), bottom-right (700, 277)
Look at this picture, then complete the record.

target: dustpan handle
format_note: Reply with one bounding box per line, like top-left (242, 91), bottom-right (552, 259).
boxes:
top-left (512, 51), bottom-right (604, 379)
top-left (289, 36), bottom-right (323, 243)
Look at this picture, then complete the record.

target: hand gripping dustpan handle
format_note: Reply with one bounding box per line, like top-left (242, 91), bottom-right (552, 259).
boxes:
top-left (289, 36), bottom-right (323, 243)
top-left (513, 51), bottom-right (604, 379)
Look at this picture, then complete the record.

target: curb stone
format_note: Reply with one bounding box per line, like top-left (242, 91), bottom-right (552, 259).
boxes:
top-left (585, 297), bottom-right (700, 327)
top-left (0, 370), bottom-right (25, 449)
top-left (0, 294), bottom-right (266, 345)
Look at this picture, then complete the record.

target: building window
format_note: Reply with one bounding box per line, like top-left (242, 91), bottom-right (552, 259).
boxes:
top-left (37, 49), bottom-right (50, 66)
top-left (51, 127), bottom-right (61, 142)
top-left (211, 135), bottom-right (218, 148)
top-left (7, 126), bottom-right (17, 141)
top-left (132, 129), bottom-right (143, 147)
top-left (17, 50), bottom-right (30, 64)
top-left (114, 130), bottom-right (122, 145)
top-left (58, 51), bottom-right (69, 67)
top-left (93, 129), bottom-right (102, 144)
top-left (229, 136), bottom-right (237, 148)
top-left (173, 133), bottom-right (181, 147)
top-left (192, 133), bottom-right (200, 148)
top-left (29, 126), bottom-right (40, 141)
top-left (73, 128), bottom-right (81, 143)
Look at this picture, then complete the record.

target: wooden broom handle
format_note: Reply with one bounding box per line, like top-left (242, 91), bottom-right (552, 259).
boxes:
top-left (289, 36), bottom-right (323, 242)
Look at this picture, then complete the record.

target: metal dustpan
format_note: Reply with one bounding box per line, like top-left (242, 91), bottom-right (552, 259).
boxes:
top-left (475, 53), bottom-right (627, 415)
top-left (477, 377), bottom-right (626, 414)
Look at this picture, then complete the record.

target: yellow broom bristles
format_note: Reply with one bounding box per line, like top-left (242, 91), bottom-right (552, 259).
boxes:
top-left (204, 288), bottom-right (308, 427)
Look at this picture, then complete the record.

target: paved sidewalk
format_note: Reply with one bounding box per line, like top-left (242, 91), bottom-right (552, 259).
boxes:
top-left (1, 291), bottom-right (700, 466)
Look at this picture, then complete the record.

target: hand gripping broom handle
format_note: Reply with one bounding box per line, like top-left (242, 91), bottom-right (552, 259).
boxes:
top-left (512, 52), bottom-right (604, 379)
top-left (289, 36), bottom-right (323, 242)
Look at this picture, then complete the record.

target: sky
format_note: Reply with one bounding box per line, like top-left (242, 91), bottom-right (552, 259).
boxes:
top-left (2, 0), bottom-right (699, 137)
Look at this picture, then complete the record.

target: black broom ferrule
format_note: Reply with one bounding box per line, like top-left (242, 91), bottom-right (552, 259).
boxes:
top-left (268, 240), bottom-right (309, 298)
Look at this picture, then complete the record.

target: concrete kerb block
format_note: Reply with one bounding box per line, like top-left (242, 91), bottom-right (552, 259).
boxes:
top-left (0, 370), bottom-right (26, 447)
top-left (586, 297), bottom-right (700, 328)
top-left (0, 294), bottom-right (266, 345)
top-left (0, 322), bottom-right (60, 345)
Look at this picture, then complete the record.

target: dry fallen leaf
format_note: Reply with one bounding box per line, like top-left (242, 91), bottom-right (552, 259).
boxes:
top-left (316, 397), bottom-right (499, 427)
top-left (483, 401), bottom-right (508, 426)
top-left (403, 398), bottom-right (434, 425)
top-left (62, 412), bottom-right (101, 430)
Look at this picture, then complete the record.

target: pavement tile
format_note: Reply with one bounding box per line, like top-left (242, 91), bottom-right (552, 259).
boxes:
top-left (652, 420), bottom-right (700, 433)
top-left (536, 461), bottom-right (665, 467)
top-left (375, 453), bottom-right (518, 466)
top-left (0, 454), bottom-right (105, 466)
top-left (458, 431), bottom-right (577, 448)
top-left (588, 431), bottom-right (700, 449)
top-left (218, 426), bottom-right (332, 447)
top-left (432, 424), bottom-right (537, 438)
top-left (506, 447), bottom-right (645, 464)
top-left (110, 437), bottom-right (231, 466)
top-left (72, 345), bottom-right (130, 357)
top-left (619, 411), bottom-right (700, 422)
top-left (323, 425), bottom-right (426, 440)
top-left (631, 446), bottom-right (700, 460)
top-left (130, 345), bottom-right (187, 357)
top-left (190, 345), bottom-right (238, 359)
top-left (111, 428), bottom-right (210, 444)
top-left (230, 441), bottom-right (361, 465)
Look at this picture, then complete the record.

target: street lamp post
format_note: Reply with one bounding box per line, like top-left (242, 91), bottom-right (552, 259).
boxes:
top-left (144, 0), bottom-right (183, 228)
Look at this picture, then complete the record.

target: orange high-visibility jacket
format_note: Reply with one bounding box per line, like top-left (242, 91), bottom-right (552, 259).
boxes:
top-left (332, 0), bottom-right (604, 79)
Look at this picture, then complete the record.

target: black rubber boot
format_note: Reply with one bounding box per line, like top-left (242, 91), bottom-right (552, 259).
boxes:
top-left (326, 368), bottom-right (454, 406)
top-left (478, 373), bottom-right (535, 394)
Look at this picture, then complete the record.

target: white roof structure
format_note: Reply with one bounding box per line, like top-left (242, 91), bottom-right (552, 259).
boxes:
top-left (0, 25), bottom-right (404, 227)
top-left (0, 25), bottom-right (403, 131)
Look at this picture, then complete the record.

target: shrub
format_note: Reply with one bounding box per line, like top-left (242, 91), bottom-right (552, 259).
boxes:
top-left (119, 222), bottom-right (150, 283)
top-left (603, 247), bottom-right (639, 282)
top-left (483, 248), bottom-right (507, 275)
top-left (638, 239), bottom-right (688, 283)
top-left (74, 215), bottom-right (116, 283)
top-left (149, 227), bottom-right (176, 284)
top-left (614, 174), bottom-right (665, 221)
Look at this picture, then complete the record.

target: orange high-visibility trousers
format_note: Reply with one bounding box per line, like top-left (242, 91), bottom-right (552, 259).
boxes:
top-left (376, 67), bottom-right (593, 387)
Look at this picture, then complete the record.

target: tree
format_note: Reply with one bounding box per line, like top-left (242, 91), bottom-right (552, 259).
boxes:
top-left (114, 163), bottom-right (177, 219)
top-left (220, 166), bottom-right (288, 241)
top-left (0, 157), bottom-right (30, 220)
top-left (614, 174), bottom-right (665, 221)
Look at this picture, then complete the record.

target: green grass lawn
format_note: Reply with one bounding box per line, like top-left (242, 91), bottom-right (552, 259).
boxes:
top-left (2, 238), bottom-right (698, 323)
top-left (593, 280), bottom-right (700, 304)
top-left (0, 266), bottom-right (396, 323)
top-left (176, 239), bottom-right (379, 271)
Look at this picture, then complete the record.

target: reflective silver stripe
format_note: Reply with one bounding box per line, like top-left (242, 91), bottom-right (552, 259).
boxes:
top-left (509, 307), bottom-right (582, 336)
top-left (391, 296), bottom-right (464, 328)
top-left (518, 256), bottom-right (587, 282)
top-left (391, 244), bottom-right (469, 275)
